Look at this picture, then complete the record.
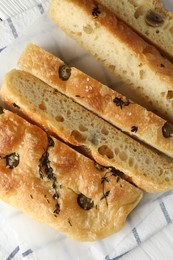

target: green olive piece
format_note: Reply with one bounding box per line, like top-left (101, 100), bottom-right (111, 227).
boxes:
top-left (145, 10), bottom-right (165, 27)
top-left (59, 64), bottom-right (71, 81)
top-left (162, 122), bottom-right (173, 138)
top-left (6, 152), bottom-right (20, 169)
top-left (77, 193), bottom-right (94, 210)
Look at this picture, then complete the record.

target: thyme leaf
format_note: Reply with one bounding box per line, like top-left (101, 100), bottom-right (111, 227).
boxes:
top-left (92, 6), bottom-right (101, 17)
top-left (131, 126), bottom-right (138, 133)
top-left (113, 97), bottom-right (130, 109)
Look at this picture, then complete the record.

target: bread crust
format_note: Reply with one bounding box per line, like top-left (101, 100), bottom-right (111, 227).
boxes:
top-left (2, 70), bottom-right (173, 193)
top-left (18, 44), bottom-right (173, 159)
top-left (98, 0), bottom-right (173, 60)
top-left (0, 109), bottom-right (143, 241)
top-left (49, 0), bottom-right (173, 123)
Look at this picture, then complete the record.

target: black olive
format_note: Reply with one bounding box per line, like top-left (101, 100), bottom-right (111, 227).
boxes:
top-left (6, 152), bottom-right (20, 169)
top-left (162, 122), bottom-right (173, 138)
top-left (59, 64), bottom-right (71, 81)
top-left (77, 193), bottom-right (94, 210)
top-left (145, 10), bottom-right (164, 27)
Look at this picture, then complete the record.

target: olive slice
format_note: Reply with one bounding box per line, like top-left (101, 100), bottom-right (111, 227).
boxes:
top-left (77, 193), bottom-right (94, 210)
top-left (145, 10), bottom-right (165, 27)
top-left (6, 152), bottom-right (20, 169)
top-left (59, 64), bottom-right (71, 81)
top-left (162, 122), bottom-right (173, 138)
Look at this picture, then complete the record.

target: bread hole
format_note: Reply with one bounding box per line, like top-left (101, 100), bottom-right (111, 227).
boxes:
top-left (55, 115), bottom-right (64, 122)
top-left (166, 90), bottom-right (173, 100)
top-left (119, 152), bottom-right (127, 161)
top-left (77, 32), bottom-right (82, 36)
top-left (169, 26), bottom-right (173, 34)
top-left (89, 134), bottom-right (99, 145)
top-left (165, 177), bottom-right (170, 183)
top-left (67, 110), bottom-right (71, 116)
top-left (98, 145), bottom-right (114, 159)
top-left (139, 69), bottom-right (145, 79)
top-left (131, 72), bottom-right (134, 77)
top-left (79, 124), bottom-right (88, 132)
top-left (138, 63), bottom-right (143, 67)
top-left (114, 148), bottom-right (120, 155)
top-left (145, 158), bottom-right (150, 164)
top-left (39, 102), bottom-right (46, 110)
top-left (83, 24), bottom-right (93, 34)
top-left (156, 29), bottom-right (160, 34)
top-left (109, 65), bottom-right (116, 71)
top-left (159, 169), bottom-right (163, 176)
top-left (129, 0), bottom-right (143, 7)
top-left (129, 158), bottom-right (134, 167)
top-left (161, 92), bottom-right (166, 97)
top-left (71, 130), bottom-right (86, 143)
top-left (101, 127), bottom-right (109, 135)
top-left (134, 5), bottom-right (147, 19)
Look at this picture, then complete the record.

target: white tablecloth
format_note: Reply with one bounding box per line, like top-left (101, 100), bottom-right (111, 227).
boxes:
top-left (1, 1), bottom-right (173, 260)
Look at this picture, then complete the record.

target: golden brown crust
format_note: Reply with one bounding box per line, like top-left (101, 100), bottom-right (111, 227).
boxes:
top-left (18, 44), bottom-right (173, 159)
top-left (98, 0), bottom-right (173, 59)
top-left (52, 0), bottom-right (173, 81)
top-left (2, 70), bottom-right (173, 193)
top-left (0, 110), bottom-right (143, 241)
top-left (49, 0), bottom-right (173, 123)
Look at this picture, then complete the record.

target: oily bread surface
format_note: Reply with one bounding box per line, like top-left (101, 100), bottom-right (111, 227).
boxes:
top-left (49, 0), bottom-right (173, 123)
top-left (0, 109), bottom-right (143, 241)
top-left (18, 44), bottom-right (173, 159)
top-left (2, 70), bottom-right (173, 193)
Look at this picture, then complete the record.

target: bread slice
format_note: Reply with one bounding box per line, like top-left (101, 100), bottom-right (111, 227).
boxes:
top-left (98, 0), bottom-right (173, 60)
top-left (18, 43), bottom-right (173, 159)
top-left (1, 70), bottom-right (173, 193)
top-left (0, 109), bottom-right (143, 241)
top-left (49, 0), bottom-right (173, 123)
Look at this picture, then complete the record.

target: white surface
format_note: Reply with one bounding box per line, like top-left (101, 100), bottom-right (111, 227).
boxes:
top-left (0, 1), bottom-right (173, 260)
top-left (0, 0), bottom-right (47, 19)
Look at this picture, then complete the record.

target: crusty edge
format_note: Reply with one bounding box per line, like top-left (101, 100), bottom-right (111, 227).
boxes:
top-left (2, 69), bottom-right (173, 193)
top-left (98, 0), bottom-right (173, 60)
top-left (18, 43), bottom-right (173, 159)
top-left (0, 109), bottom-right (143, 241)
top-left (48, 0), bottom-right (173, 123)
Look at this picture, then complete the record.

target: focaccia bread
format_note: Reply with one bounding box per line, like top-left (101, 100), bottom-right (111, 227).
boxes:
top-left (18, 43), bottom-right (173, 159)
top-left (0, 109), bottom-right (143, 241)
top-left (49, 0), bottom-right (173, 123)
top-left (1, 69), bottom-right (173, 193)
top-left (98, 0), bottom-right (173, 60)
